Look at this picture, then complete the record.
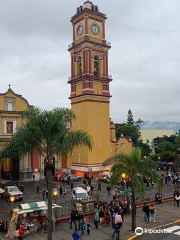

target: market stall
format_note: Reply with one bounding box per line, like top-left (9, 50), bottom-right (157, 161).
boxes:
top-left (6, 201), bottom-right (62, 238)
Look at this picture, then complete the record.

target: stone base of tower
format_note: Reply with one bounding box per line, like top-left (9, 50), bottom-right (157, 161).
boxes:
top-left (71, 163), bottom-right (105, 178)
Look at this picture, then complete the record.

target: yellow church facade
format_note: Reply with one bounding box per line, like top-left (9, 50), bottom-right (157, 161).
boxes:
top-left (67, 1), bottom-right (132, 177)
top-left (0, 87), bottom-right (63, 180)
top-left (0, 86), bottom-right (33, 180)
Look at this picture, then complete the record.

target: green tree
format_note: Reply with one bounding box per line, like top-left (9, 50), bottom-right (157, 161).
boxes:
top-left (0, 107), bottom-right (92, 240)
top-left (136, 140), bottom-right (152, 157)
top-left (127, 109), bottom-right (134, 125)
top-left (116, 124), bottom-right (140, 146)
top-left (110, 148), bottom-right (159, 231)
top-left (153, 135), bottom-right (178, 162)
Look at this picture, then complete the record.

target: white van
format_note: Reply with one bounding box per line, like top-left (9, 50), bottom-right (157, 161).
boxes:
top-left (72, 187), bottom-right (89, 200)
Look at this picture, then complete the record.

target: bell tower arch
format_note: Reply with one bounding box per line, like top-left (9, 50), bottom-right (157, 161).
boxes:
top-left (68, 1), bottom-right (112, 176)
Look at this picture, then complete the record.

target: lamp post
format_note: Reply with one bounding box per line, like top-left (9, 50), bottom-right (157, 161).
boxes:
top-left (52, 189), bottom-right (57, 233)
top-left (9, 196), bottom-right (15, 221)
top-left (53, 189), bottom-right (57, 204)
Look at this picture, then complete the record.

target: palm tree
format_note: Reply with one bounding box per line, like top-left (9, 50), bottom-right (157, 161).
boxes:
top-left (110, 148), bottom-right (159, 231)
top-left (0, 107), bottom-right (92, 240)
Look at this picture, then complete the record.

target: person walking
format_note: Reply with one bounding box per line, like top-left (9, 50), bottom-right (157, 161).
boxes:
top-left (107, 186), bottom-right (111, 196)
top-left (98, 182), bottom-right (101, 191)
top-left (72, 227), bottom-right (81, 240)
top-left (99, 207), bottom-right (104, 224)
top-left (46, 189), bottom-right (48, 198)
top-left (80, 220), bottom-right (85, 236)
top-left (175, 192), bottom-right (180, 207)
top-left (112, 189), bottom-right (116, 202)
top-left (87, 185), bottom-right (91, 195)
top-left (142, 203), bottom-right (149, 221)
top-left (70, 210), bottom-right (77, 230)
top-left (63, 188), bottom-right (67, 197)
top-left (59, 186), bottom-right (63, 197)
top-left (36, 185), bottom-right (40, 195)
top-left (90, 185), bottom-right (94, 195)
top-left (78, 211), bottom-right (84, 230)
top-left (32, 174), bottom-right (35, 182)
top-left (94, 210), bottom-right (99, 229)
top-left (42, 188), bottom-right (46, 200)
top-left (149, 205), bottom-right (156, 222)
top-left (71, 183), bottom-right (74, 192)
top-left (112, 212), bottom-right (123, 240)
top-left (18, 224), bottom-right (25, 240)
top-left (87, 220), bottom-right (91, 235)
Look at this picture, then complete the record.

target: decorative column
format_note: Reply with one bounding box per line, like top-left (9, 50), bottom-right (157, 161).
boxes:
top-left (73, 25), bottom-right (75, 42)
top-left (83, 50), bottom-right (86, 74)
top-left (86, 49), bottom-right (89, 74)
top-left (103, 53), bottom-right (106, 76)
top-left (103, 21), bottom-right (105, 40)
top-left (71, 55), bottom-right (73, 77)
top-left (106, 53), bottom-right (109, 76)
top-left (89, 49), bottom-right (92, 74)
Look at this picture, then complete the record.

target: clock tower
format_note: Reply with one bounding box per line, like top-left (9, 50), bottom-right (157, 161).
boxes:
top-left (68, 1), bottom-right (113, 176)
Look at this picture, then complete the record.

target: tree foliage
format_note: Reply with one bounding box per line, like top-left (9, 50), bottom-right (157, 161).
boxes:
top-left (110, 148), bottom-right (159, 231)
top-left (127, 109), bottom-right (134, 125)
top-left (0, 107), bottom-right (92, 240)
top-left (152, 134), bottom-right (180, 163)
top-left (116, 123), bottom-right (140, 146)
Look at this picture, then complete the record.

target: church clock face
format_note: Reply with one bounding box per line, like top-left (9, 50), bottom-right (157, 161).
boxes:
top-left (92, 24), bottom-right (99, 35)
top-left (77, 26), bottom-right (83, 36)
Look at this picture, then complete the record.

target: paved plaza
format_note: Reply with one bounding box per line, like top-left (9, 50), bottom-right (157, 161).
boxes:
top-left (0, 178), bottom-right (175, 219)
top-left (0, 179), bottom-right (179, 240)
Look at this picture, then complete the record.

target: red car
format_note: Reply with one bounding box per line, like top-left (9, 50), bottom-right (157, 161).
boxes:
top-left (55, 172), bottom-right (65, 181)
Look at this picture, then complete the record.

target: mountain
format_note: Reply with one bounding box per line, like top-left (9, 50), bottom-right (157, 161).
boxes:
top-left (141, 121), bottom-right (180, 133)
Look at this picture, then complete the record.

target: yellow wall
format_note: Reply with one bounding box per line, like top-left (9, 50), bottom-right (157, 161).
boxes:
top-left (70, 96), bottom-right (111, 165)
top-left (0, 88), bottom-right (30, 173)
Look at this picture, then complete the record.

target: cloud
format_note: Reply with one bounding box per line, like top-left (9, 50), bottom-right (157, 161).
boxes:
top-left (0, 0), bottom-right (180, 123)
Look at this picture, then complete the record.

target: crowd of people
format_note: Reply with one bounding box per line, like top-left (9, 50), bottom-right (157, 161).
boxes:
top-left (70, 196), bottom-right (131, 240)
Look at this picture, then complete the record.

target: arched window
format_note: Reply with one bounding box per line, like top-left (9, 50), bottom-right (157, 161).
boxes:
top-left (76, 55), bottom-right (82, 76)
top-left (7, 102), bottom-right (13, 111)
top-left (94, 54), bottom-right (100, 76)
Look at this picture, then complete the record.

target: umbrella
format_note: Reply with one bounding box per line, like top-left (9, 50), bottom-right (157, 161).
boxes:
top-left (161, 162), bottom-right (167, 165)
top-left (167, 162), bottom-right (175, 165)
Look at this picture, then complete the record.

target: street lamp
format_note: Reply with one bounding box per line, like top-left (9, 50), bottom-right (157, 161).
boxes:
top-left (53, 189), bottom-right (57, 203)
top-left (9, 196), bottom-right (15, 222)
top-left (122, 173), bottom-right (126, 179)
top-left (10, 196), bottom-right (15, 203)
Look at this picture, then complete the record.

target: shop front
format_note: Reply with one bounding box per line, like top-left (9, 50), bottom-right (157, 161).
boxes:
top-left (6, 201), bottom-right (62, 238)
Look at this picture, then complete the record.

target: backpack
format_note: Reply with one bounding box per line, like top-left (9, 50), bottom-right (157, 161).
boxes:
top-left (115, 214), bottom-right (122, 224)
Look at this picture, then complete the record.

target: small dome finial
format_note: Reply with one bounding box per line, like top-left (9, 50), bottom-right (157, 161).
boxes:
top-left (8, 84), bottom-right (12, 90)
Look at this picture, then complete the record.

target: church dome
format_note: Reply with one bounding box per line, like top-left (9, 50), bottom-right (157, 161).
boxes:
top-left (76, 1), bottom-right (100, 14)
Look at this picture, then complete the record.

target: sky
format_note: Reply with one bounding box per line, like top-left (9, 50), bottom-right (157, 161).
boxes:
top-left (0, 0), bottom-right (180, 123)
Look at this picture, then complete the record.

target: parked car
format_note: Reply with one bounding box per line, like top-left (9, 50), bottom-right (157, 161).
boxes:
top-left (72, 187), bottom-right (89, 200)
top-left (63, 174), bottom-right (81, 182)
top-left (55, 172), bottom-right (66, 181)
top-left (4, 186), bottom-right (23, 201)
